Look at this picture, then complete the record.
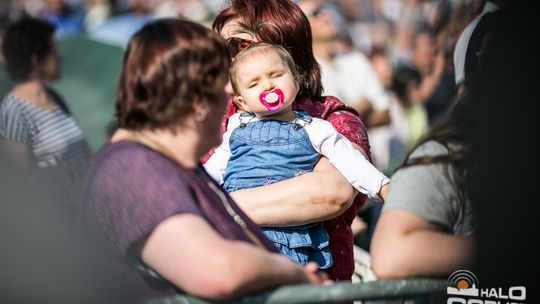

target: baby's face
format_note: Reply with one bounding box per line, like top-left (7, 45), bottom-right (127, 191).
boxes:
top-left (235, 51), bottom-right (298, 116)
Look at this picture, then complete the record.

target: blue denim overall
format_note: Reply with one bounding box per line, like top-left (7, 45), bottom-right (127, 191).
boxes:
top-left (223, 112), bottom-right (333, 269)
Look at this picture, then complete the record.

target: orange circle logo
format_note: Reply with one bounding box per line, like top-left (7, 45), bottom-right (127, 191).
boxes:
top-left (457, 279), bottom-right (469, 289)
top-left (448, 270), bottom-right (479, 290)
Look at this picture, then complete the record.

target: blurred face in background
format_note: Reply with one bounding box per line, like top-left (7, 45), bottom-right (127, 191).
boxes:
top-left (85, 0), bottom-right (107, 7)
top-left (129, 0), bottom-right (156, 13)
top-left (38, 38), bottom-right (61, 82)
top-left (412, 32), bottom-right (435, 75)
top-left (370, 53), bottom-right (393, 89)
top-left (44, 0), bottom-right (64, 12)
top-left (297, 0), bottom-right (338, 43)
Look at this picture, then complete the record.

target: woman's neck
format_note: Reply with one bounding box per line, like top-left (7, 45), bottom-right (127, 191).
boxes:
top-left (120, 128), bottom-right (201, 169)
top-left (11, 81), bottom-right (51, 108)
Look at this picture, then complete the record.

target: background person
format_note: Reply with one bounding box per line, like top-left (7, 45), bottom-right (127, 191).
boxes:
top-left (371, 2), bottom-right (534, 292)
top-left (0, 17), bottom-right (90, 206)
top-left (452, 0), bottom-right (509, 95)
top-left (297, 0), bottom-right (391, 129)
top-left (467, 2), bottom-right (534, 290)
top-left (81, 18), bottom-right (329, 301)
top-left (370, 91), bottom-right (476, 279)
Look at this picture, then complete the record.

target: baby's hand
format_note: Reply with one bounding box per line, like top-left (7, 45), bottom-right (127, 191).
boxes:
top-left (378, 183), bottom-right (389, 202)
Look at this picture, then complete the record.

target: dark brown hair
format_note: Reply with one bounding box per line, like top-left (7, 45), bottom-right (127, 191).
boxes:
top-left (1, 17), bottom-right (55, 82)
top-left (213, 0), bottom-right (322, 100)
top-left (116, 18), bottom-right (231, 131)
top-left (230, 43), bottom-right (299, 96)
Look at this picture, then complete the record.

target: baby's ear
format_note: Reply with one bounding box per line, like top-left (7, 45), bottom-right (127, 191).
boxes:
top-left (234, 96), bottom-right (250, 111)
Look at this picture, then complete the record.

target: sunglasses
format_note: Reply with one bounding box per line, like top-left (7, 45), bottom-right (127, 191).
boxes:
top-left (306, 5), bottom-right (325, 19)
top-left (226, 37), bottom-right (258, 57)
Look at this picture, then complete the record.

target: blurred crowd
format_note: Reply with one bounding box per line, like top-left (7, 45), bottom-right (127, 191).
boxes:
top-left (0, 0), bottom-right (225, 34)
top-left (1, 0), bottom-right (484, 174)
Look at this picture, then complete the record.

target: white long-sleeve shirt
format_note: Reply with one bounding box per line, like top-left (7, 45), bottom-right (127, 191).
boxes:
top-left (204, 112), bottom-right (390, 199)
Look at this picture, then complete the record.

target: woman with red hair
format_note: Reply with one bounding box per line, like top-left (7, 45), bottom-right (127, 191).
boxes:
top-left (209, 0), bottom-right (377, 282)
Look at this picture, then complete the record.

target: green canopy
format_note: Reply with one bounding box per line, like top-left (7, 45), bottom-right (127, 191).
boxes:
top-left (1, 34), bottom-right (124, 150)
top-left (54, 35), bottom-right (124, 150)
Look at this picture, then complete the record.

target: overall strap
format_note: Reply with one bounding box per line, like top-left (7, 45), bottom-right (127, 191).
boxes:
top-left (238, 111), bottom-right (256, 129)
top-left (292, 111), bottom-right (313, 130)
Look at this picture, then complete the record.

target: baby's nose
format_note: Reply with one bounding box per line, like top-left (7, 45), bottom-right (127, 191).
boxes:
top-left (263, 80), bottom-right (275, 91)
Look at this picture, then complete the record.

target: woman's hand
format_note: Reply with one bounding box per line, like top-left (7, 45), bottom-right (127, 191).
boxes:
top-left (302, 262), bottom-right (333, 285)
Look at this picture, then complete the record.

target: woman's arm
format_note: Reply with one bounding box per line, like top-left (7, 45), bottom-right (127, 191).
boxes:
top-left (142, 213), bottom-right (328, 300)
top-left (113, 126), bottom-right (356, 226)
top-left (370, 209), bottom-right (475, 279)
top-left (230, 155), bottom-right (358, 227)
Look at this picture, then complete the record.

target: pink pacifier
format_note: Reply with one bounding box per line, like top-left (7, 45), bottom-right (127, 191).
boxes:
top-left (259, 89), bottom-right (284, 112)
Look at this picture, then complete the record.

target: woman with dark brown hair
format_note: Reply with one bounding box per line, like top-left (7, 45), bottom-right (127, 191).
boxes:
top-left (80, 18), bottom-right (328, 301)
top-left (0, 17), bottom-right (90, 205)
top-left (208, 0), bottom-right (378, 281)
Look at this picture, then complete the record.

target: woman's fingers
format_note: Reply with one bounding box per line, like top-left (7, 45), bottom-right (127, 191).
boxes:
top-left (303, 262), bottom-right (332, 284)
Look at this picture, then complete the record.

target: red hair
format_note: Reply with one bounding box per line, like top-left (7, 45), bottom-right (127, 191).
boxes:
top-left (213, 0), bottom-right (323, 100)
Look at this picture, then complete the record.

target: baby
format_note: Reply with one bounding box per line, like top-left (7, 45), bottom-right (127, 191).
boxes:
top-left (204, 43), bottom-right (389, 269)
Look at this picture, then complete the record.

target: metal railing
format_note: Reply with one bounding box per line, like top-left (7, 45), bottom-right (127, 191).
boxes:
top-left (144, 278), bottom-right (447, 304)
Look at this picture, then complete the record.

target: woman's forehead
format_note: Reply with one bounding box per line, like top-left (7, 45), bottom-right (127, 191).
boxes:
top-left (220, 19), bottom-right (255, 40)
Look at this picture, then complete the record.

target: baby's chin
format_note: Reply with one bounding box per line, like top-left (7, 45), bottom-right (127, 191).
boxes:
top-left (253, 104), bottom-right (292, 118)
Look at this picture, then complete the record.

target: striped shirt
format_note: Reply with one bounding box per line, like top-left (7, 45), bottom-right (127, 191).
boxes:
top-left (0, 94), bottom-right (88, 168)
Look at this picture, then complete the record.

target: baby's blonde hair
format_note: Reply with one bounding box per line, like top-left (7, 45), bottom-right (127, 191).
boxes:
top-left (230, 43), bottom-right (299, 96)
